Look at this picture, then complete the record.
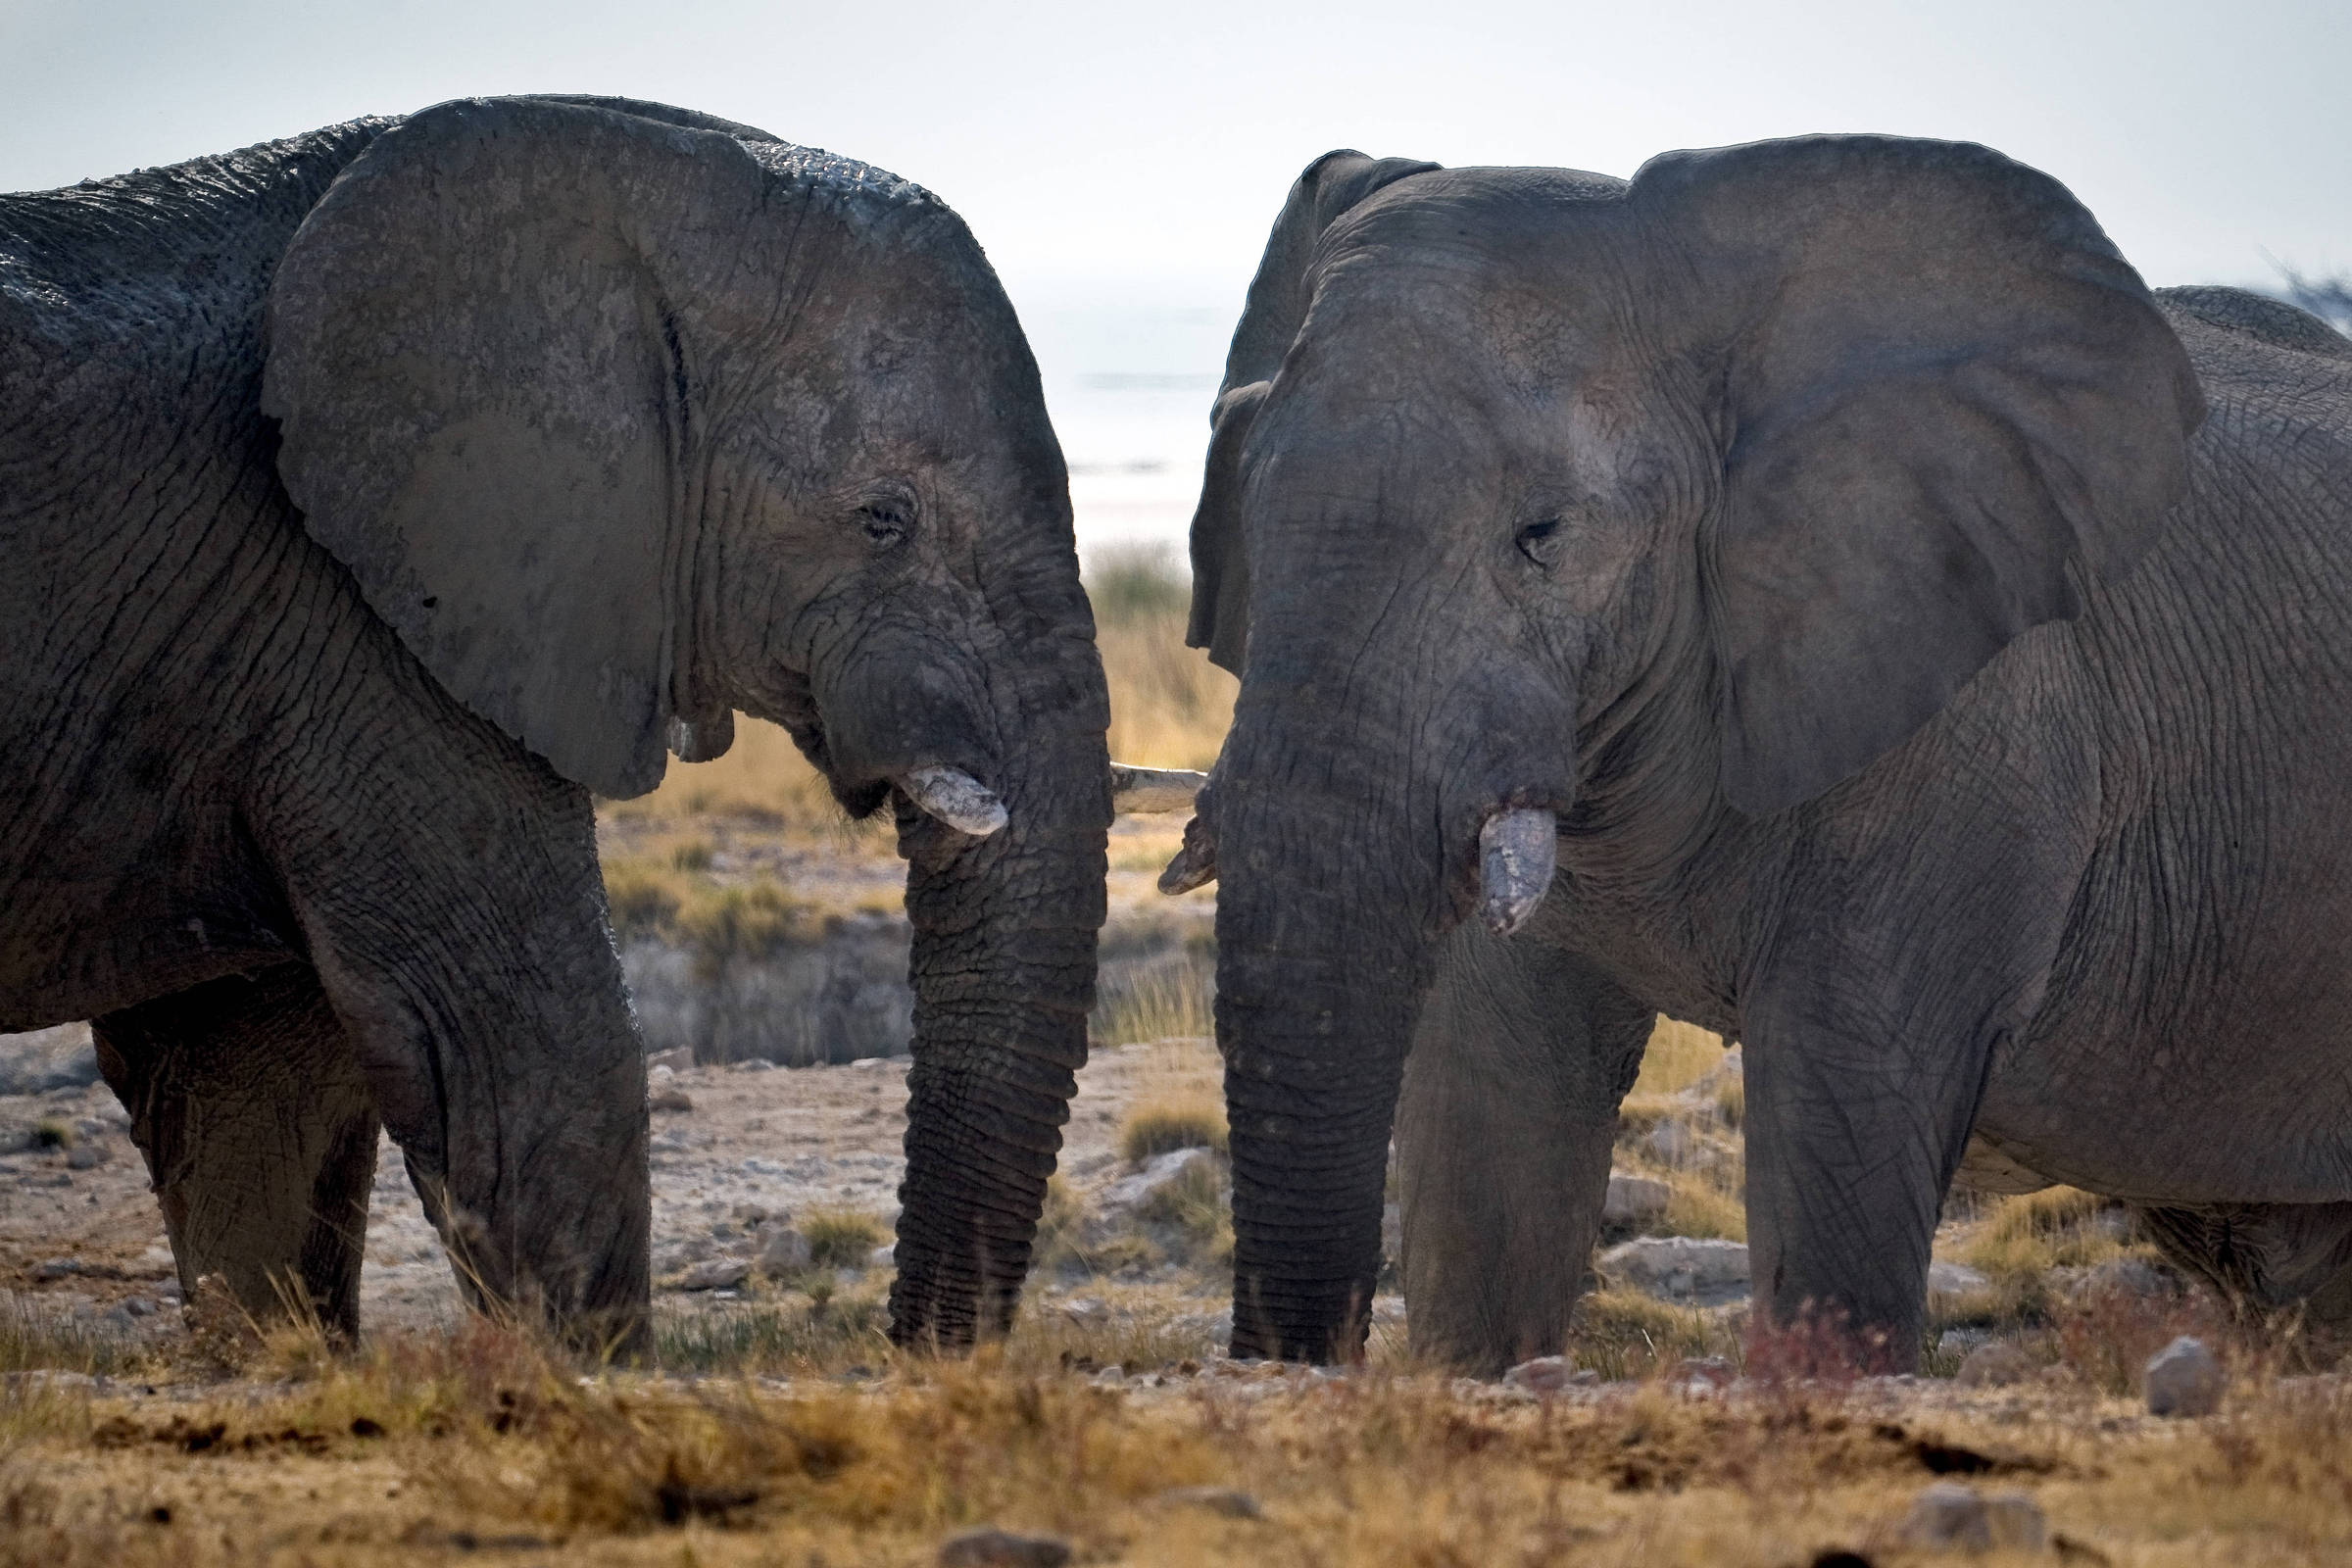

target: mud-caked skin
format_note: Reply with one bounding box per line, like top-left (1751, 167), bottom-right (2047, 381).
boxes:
top-left (1185, 136), bottom-right (2352, 1372)
top-left (0, 95), bottom-right (1109, 1349)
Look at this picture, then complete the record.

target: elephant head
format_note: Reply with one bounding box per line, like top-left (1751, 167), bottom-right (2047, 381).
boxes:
top-left (257, 95), bottom-right (1113, 1347)
top-left (1183, 137), bottom-right (2202, 1360)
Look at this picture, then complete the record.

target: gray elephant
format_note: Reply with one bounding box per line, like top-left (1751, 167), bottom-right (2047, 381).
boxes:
top-left (1169, 135), bottom-right (2352, 1371)
top-left (0, 94), bottom-right (1116, 1349)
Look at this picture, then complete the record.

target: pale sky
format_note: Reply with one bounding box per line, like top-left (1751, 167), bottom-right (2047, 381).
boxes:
top-left (3, 0), bottom-right (2345, 294)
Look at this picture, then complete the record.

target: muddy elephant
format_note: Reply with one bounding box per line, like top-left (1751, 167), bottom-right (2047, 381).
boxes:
top-left (0, 94), bottom-right (1120, 1349)
top-left (1168, 135), bottom-right (2352, 1371)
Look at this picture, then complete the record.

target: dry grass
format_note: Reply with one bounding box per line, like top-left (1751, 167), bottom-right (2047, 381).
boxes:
top-left (1090, 545), bottom-right (1236, 772)
top-left (1633, 1016), bottom-right (1730, 1098)
top-left (23, 1312), bottom-right (2352, 1566)
top-left (1117, 1096), bottom-right (1229, 1162)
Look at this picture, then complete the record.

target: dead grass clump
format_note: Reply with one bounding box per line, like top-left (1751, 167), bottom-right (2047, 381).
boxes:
top-left (801, 1209), bottom-right (890, 1272)
top-left (1133, 1154), bottom-right (1233, 1265)
top-left (1092, 957), bottom-right (1215, 1049)
top-left (1118, 1096), bottom-right (1229, 1163)
top-left (1564, 1288), bottom-right (1731, 1381)
top-left (1958, 1186), bottom-right (2142, 1301)
top-left (1661, 1175), bottom-right (1747, 1243)
top-left (605, 716), bottom-right (884, 844)
top-left (655, 1292), bottom-right (893, 1377)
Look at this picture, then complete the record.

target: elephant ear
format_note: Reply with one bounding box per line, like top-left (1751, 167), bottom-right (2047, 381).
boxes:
top-left (263, 96), bottom-right (768, 799)
top-left (1188, 150), bottom-right (1440, 674)
top-left (1632, 135), bottom-right (2205, 814)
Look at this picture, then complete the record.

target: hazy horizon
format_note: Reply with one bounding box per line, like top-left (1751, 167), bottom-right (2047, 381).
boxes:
top-left (7, 0), bottom-right (2343, 558)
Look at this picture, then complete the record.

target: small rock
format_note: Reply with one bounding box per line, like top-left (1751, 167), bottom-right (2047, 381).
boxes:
top-left (645, 1047), bottom-right (694, 1074)
top-left (733, 1057), bottom-right (776, 1072)
top-left (1502, 1355), bottom-right (1581, 1393)
top-left (674, 1257), bottom-right (752, 1292)
top-left (1644, 1120), bottom-right (1704, 1165)
top-left (1956, 1342), bottom-right (2035, 1388)
top-left (1596, 1237), bottom-right (1750, 1304)
top-left (1154, 1485), bottom-right (1261, 1518)
top-left (65, 1143), bottom-right (105, 1170)
top-left (866, 1243), bottom-right (897, 1271)
top-left (2079, 1255), bottom-right (2174, 1300)
top-left (937, 1527), bottom-right (1073, 1567)
top-left (1672, 1354), bottom-right (1735, 1389)
top-left (31, 1258), bottom-right (78, 1281)
top-left (1926, 1260), bottom-right (1988, 1297)
top-left (1602, 1172), bottom-right (1672, 1227)
top-left (2145, 1335), bottom-right (2224, 1417)
top-left (651, 1087), bottom-right (694, 1113)
top-left (1059, 1296), bottom-right (1110, 1327)
top-left (1101, 1148), bottom-right (1217, 1213)
top-left (1901, 1481), bottom-right (2046, 1551)
top-left (756, 1223), bottom-right (811, 1275)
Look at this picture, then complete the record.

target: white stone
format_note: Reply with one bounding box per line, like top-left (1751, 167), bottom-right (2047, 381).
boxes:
top-left (756, 1223), bottom-right (812, 1275)
top-left (1100, 1148), bottom-right (1217, 1214)
top-left (674, 1257), bottom-right (751, 1291)
top-left (866, 1243), bottom-right (897, 1271)
top-left (1596, 1237), bottom-right (1749, 1303)
top-left (1927, 1260), bottom-right (1989, 1297)
top-left (1956, 1342), bottom-right (2035, 1388)
top-left (2145, 1335), bottom-right (2225, 1417)
top-left (1502, 1355), bottom-right (1579, 1393)
top-left (1602, 1172), bottom-right (1673, 1227)
top-left (1901, 1482), bottom-right (2046, 1551)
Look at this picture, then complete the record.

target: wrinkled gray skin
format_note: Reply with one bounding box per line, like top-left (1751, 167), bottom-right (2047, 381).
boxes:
top-left (0, 96), bottom-right (1109, 1350)
top-left (1179, 136), bottom-right (2352, 1372)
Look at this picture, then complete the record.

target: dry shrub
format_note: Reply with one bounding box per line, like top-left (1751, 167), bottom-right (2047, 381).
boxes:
top-left (2051, 1279), bottom-right (2225, 1396)
top-left (1661, 1175), bottom-right (1747, 1243)
top-left (1564, 1288), bottom-right (1731, 1381)
top-left (1742, 1304), bottom-right (1902, 1384)
top-left (1960, 1186), bottom-right (2134, 1281)
top-left (656, 1292), bottom-right (893, 1377)
top-left (1118, 1096), bottom-right (1229, 1162)
top-left (801, 1210), bottom-right (891, 1272)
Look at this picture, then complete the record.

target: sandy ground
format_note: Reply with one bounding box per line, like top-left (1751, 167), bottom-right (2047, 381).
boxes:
top-left (0, 1026), bottom-right (1224, 1339)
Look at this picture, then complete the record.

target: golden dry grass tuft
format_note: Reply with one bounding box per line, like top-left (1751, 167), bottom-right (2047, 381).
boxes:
top-left (1089, 545), bottom-right (1236, 771)
top-left (1117, 1096), bottom-right (1229, 1163)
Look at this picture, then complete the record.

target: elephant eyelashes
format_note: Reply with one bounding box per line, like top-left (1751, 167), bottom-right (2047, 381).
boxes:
top-left (858, 497), bottom-right (915, 549)
top-left (1515, 517), bottom-right (1563, 567)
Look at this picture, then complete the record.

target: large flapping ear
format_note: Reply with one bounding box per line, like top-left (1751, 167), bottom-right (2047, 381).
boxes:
top-left (1188, 150), bottom-right (1439, 674)
top-left (263, 96), bottom-right (772, 799)
top-left (1631, 136), bottom-right (2205, 815)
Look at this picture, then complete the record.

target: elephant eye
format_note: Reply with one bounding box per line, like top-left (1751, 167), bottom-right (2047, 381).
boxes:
top-left (858, 497), bottom-right (914, 549)
top-left (1515, 516), bottom-right (1563, 566)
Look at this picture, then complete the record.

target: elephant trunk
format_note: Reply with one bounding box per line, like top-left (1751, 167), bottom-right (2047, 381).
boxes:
top-left (1212, 598), bottom-right (1578, 1362)
top-left (887, 610), bottom-right (1109, 1349)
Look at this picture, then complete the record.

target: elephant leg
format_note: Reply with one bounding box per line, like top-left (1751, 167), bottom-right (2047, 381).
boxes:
top-left (1395, 922), bottom-right (1653, 1374)
top-left (2138, 1200), bottom-right (2352, 1329)
top-left (92, 965), bottom-right (378, 1341)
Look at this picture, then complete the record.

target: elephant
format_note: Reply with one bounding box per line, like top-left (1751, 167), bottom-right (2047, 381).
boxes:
top-left (1168, 134), bottom-right (2352, 1372)
top-left (0, 93), bottom-right (1137, 1351)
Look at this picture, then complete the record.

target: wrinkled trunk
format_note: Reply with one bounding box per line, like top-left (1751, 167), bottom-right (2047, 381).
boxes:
top-left (887, 606), bottom-right (1109, 1348)
top-left (1213, 556), bottom-right (1579, 1361)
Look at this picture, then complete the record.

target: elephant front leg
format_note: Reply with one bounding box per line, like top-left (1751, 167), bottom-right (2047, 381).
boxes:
top-left (1739, 1004), bottom-right (1991, 1372)
top-left (1396, 926), bottom-right (1653, 1374)
top-left (93, 965), bottom-right (379, 1341)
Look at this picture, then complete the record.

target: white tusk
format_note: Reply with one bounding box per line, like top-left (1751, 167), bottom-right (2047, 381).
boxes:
top-left (1110, 763), bottom-right (1209, 814)
top-left (1157, 814), bottom-right (1218, 894)
top-left (898, 765), bottom-right (1008, 838)
top-left (1479, 808), bottom-right (1557, 937)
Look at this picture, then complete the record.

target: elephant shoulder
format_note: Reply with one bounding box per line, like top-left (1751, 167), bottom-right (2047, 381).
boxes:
top-left (2156, 285), bottom-right (2352, 363)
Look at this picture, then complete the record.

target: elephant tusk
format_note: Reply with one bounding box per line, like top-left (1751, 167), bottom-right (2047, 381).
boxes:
top-left (1110, 763), bottom-right (1209, 814)
top-left (897, 765), bottom-right (1008, 838)
top-left (1157, 814), bottom-right (1218, 894)
top-left (1479, 808), bottom-right (1557, 937)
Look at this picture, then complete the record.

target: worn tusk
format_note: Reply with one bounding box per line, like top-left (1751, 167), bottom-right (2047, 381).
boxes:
top-left (897, 765), bottom-right (1008, 838)
top-left (1111, 763), bottom-right (1209, 814)
top-left (1479, 808), bottom-right (1557, 937)
top-left (1157, 814), bottom-right (1218, 894)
